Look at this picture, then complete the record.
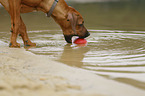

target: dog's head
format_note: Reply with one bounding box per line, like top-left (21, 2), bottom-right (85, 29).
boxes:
top-left (54, 7), bottom-right (90, 43)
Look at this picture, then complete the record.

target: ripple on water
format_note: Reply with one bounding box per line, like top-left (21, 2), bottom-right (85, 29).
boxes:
top-left (83, 30), bottom-right (145, 90)
top-left (1, 29), bottom-right (145, 90)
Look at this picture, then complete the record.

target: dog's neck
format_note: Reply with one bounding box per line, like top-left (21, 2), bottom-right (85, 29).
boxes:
top-left (40, 0), bottom-right (69, 19)
top-left (51, 0), bottom-right (69, 19)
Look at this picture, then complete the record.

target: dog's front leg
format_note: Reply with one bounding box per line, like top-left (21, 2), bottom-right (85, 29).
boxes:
top-left (8, 0), bottom-right (21, 47)
top-left (18, 17), bottom-right (36, 47)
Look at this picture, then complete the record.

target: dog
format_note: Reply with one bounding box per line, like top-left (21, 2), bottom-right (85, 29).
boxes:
top-left (0, 0), bottom-right (90, 47)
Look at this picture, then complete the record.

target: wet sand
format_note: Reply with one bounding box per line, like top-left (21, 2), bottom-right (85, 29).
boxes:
top-left (0, 45), bottom-right (145, 96)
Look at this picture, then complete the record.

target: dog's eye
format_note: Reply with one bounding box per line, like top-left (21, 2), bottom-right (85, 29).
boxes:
top-left (78, 21), bottom-right (84, 26)
top-left (78, 24), bottom-right (83, 26)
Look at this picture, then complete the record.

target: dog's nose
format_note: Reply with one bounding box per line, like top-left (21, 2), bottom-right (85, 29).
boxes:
top-left (86, 31), bottom-right (90, 37)
top-left (84, 31), bottom-right (90, 38)
top-left (79, 31), bottom-right (90, 38)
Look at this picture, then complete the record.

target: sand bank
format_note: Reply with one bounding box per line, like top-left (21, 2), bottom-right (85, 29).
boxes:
top-left (0, 46), bottom-right (145, 96)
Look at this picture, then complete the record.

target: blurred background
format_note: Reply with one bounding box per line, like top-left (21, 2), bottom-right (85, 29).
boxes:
top-left (66, 0), bottom-right (145, 31)
top-left (1, 0), bottom-right (145, 31)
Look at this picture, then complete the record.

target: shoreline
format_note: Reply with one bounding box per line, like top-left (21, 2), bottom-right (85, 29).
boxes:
top-left (0, 46), bottom-right (145, 96)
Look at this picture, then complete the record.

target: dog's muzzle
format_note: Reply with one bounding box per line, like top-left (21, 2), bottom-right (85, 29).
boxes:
top-left (64, 31), bottom-right (90, 43)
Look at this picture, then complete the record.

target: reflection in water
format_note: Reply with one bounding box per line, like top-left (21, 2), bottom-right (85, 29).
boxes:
top-left (0, 0), bottom-right (145, 91)
top-left (22, 29), bottom-right (145, 90)
top-left (58, 44), bottom-right (90, 67)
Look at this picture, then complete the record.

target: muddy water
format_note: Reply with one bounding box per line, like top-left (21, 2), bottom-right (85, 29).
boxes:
top-left (0, 0), bottom-right (145, 91)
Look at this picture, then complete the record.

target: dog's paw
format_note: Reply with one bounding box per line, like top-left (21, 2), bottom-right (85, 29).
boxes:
top-left (9, 42), bottom-right (20, 48)
top-left (25, 43), bottom-right (36, 47)
top-left (24, 40), bottom-right (36, 47)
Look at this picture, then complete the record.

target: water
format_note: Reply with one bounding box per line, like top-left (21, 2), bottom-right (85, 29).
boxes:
top-left (0, 0), bottom-right (145, 90)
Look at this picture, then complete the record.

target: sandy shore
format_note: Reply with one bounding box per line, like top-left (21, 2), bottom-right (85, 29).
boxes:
top-left (0, 45), bottom-right (145, 96)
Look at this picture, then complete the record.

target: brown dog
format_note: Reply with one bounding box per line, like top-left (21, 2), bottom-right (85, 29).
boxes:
top-left (0, 0), bottom-right (90, 47)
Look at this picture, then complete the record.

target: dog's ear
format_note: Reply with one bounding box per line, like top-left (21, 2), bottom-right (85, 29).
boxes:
top-left (67, 12), bottom-right (78, 34)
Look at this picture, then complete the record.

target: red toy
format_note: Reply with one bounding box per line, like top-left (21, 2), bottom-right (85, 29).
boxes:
top-left (73, 38), bottom-right (87, 44)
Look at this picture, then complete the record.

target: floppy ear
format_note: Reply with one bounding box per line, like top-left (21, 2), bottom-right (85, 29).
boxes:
top-left (67, 12), bottom-right (78, 34)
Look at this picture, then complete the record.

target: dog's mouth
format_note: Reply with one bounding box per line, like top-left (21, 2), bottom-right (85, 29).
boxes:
top-left (64, 32), bottom-right (90, 43)
top-left (64, 35), bottom-right (73, 43)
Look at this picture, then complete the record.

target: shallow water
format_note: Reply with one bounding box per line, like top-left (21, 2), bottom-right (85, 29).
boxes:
top-left (0, 0), bottom-right (145, 91)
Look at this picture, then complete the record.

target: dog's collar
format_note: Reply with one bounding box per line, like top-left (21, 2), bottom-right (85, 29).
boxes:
top-left (46, 0), bottom-right (59, 17)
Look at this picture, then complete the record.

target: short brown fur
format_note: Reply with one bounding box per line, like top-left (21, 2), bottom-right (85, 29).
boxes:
top-left (0, 0), bottom-right (90, 47)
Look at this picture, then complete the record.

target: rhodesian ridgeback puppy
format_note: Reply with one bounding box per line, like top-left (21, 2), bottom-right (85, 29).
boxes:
top-left (0, 0), bottom-right (90, 47)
